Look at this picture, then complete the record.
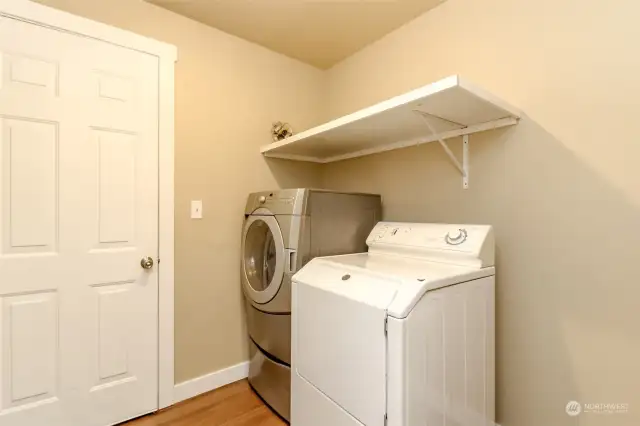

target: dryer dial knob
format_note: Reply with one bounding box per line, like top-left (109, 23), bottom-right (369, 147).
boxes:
top-left (445, 228), bottom-right (468, 245)
top-left (258, 195), bottom-right (266, 204)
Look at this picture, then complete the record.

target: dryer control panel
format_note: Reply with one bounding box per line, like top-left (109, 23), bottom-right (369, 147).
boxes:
top-left (367, 222), bottom-right (494, 268)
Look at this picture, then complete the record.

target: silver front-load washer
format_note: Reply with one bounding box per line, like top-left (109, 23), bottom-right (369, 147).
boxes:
top-left (241, 189), bottom-right (381, 421)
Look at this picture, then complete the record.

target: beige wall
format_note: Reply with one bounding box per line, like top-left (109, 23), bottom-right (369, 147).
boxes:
top-left (33, 0), bottom-right (325, 383)
top-left (322, 0), bottom-right (640, 425)
top-left (26, 1), bottom-right (640, 424)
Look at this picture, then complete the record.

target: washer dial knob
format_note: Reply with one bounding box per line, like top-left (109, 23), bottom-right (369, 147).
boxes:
top-left (445, 228), bottom-right (468, 245)
top-left (258, 195), bottom-right (266, 204)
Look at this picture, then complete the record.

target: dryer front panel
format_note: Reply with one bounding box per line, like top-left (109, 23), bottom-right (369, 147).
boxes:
top-left (294, 272), bottom-right (392, 426)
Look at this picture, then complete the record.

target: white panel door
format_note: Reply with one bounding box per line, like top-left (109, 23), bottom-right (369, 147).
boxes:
top-left (0, 16), bottom-right (159, 426)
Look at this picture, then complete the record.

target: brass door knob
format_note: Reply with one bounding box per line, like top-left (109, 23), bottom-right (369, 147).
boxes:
top-left (140, 257), bottom-right (154, 270)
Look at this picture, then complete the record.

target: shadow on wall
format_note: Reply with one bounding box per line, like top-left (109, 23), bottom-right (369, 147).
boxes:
top-left (321, 116), bottom-right (640, 426)
top-left (264, 157), bottom-right (323, 189)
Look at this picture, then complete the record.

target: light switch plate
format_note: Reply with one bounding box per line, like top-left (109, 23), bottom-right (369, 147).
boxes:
top-left (191, 200), bottom-right (203, 219)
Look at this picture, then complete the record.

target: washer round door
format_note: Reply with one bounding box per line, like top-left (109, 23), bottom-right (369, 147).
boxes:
top-left (242, 215), bottom-right (285, 305)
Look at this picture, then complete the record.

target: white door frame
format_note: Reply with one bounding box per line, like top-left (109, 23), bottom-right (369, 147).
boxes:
top-left (0, 0), bottom-right (177, 409)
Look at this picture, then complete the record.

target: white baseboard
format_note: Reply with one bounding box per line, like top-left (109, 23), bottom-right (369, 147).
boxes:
top-left (173, 361), bottom-right (249, 404)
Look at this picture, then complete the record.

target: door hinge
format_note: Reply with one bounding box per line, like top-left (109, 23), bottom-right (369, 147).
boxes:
top-left (384, 413), bottom-right (388, 426)
top-left (384, 316), bottom-right (388, 336)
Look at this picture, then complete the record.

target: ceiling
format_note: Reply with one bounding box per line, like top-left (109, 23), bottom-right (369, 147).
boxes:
top-left (146, 0), bottom-right (445, 69)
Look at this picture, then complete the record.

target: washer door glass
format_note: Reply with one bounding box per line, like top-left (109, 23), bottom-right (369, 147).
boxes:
top-left (242, 215), bottom-right (285, 304)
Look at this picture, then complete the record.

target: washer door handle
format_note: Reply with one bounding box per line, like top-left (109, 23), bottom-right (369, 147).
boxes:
top-left (287, 249), bottom-right (297, 273)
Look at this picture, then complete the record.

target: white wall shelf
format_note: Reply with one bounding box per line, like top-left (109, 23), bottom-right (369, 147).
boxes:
top-left (261, 75), bottom-right (522, 188)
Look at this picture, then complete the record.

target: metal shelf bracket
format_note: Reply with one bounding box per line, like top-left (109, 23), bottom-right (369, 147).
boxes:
top-left (462, 134), bottom-right (469, 189)
top-left (414, 111), bottom-right (470, 189)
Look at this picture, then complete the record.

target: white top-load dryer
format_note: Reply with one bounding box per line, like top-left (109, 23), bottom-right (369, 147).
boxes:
top-left (291, 222), bottom-right (496, 426)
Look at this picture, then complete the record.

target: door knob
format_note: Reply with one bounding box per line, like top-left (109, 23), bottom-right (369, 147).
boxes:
top-left (140, 257), bottom-right (154, 270)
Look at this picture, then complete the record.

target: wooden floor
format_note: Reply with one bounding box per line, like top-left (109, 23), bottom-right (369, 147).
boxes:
top-left (124, 380), bottom-right (286, 426)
